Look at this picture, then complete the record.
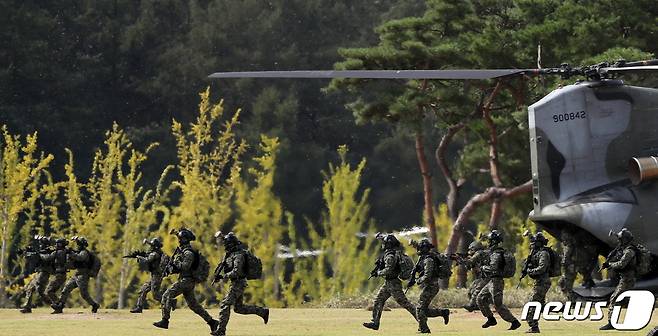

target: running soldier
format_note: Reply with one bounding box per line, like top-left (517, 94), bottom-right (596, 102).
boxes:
top-left (458, 240), bottom-right (489, 312)
top-left (476, 230), bottom-right (521, 330)
top-left (363, 234), bottom-right (417, 331)
top-left (129, 237), bottom-right (167, 313)
top-left (41, 238), bottom-right (68, 305)
top-left (19, 235), bottom-right (54, 313)
top-left (558, 229), bottom-right (599, 300)
top-left (599, 228), bottom-right (637, 331)
top-left (210, 232), bottom-right (269, 336)
top-left (51, 236), bottom-right (100, 314)
top-left (153, 228), bottom-right (218, 331)
top-left (523, 232), bottom-right (553, 333)
top-left (411, 238), bottom-right (450, 334)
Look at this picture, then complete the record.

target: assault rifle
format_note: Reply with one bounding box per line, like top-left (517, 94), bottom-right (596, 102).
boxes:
top-left (517, 255), bottom-right (531, 289)
top-left (449, 253), bottom-right (469, 265)
top-left (123, 250), bottom-right (148, 259)
top-left (163, 229), bottom-right (181, 277)
top-left (211, 255), bottom-right (229, 285)
top-left (368, 256), bottom-right (384, 280)
top-left (405, 257), bottom-right (423, 294)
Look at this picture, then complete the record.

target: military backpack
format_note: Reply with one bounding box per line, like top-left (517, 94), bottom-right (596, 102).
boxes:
top-left (87, 251), bottom-right (102, 278)
top-left (395, 251), bottom-right (414, 280)
top-left (431, 252), bottom-right (453, 279)
top-left (191, 250), bottom-right (210, 283)
top-left (499, 249), bottom-right (516, 278)
top-left (544, 246), bottom-right (561, 277)
top-left (244, 250), bottom-right (263, 280)
top-left (632, 243), bottom-right (652, 276)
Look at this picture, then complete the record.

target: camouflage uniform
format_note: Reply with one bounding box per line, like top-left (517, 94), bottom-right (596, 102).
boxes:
top-left (134, 250), bottom-right (164, 310)
top-left (213, 249), bottom-right (268, 336)
top-left (526, 248), bottom-right (552, 331)
top-left (21, 248), bottom-right (55, 310)
top-left (160, 244), bottom-right (214, 323)
top-left (558, 230), bottom-right (597, 299)
top-left (416, 252), bottom-right (450, 333)
top-left (41, 247), bottom-right (68, 304)
top-left (55, 249), bottom-right (99, 311)
top-left (465, 249), bottom-right (489, 310)
top-left (476, 247), bottom-right (519, 325)
top-left (370, 249), bottom-right (418, 326)
top-left (605, 246), bottom-right (636, 321)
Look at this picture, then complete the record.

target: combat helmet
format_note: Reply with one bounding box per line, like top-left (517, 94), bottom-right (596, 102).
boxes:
top-left (222, 232), bottom-right (241, 251)
top-left (616, 228), bottom-right (634, 244)
top-left (176, 228), bottom-right (196, 244)
top-left (376, 233), bottom-right (400, 250)
top-left (71, 236), bottom-right (88, 248)
top-left (486, 230), bottom-right (503, 246)
top-left (530, 232), bottom-right (549, 247)
top-left (415, 238), bottom-right (434, 253)
top-left (54, 238), bottom-right (68, 248)
top-left (144, 237), bottom-right (163, 249)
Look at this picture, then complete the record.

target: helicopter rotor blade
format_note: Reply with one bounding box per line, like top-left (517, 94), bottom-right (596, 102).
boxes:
top-left (602, 66), bottom-right (658, 74)
top-left (208, 69), bottom-right (534, 80)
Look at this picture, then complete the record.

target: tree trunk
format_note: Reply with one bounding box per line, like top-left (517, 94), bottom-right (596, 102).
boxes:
top-left (118, 252), bottom-right (128, 309)
top-left (445, 181), bottom-right (533, 256)
top-left (415, 133), bottom-right (437, 248)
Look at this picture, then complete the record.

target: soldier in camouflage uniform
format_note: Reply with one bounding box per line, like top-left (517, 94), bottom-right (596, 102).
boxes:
top-left (19, 235), bottom-right (54, 313)
top-left (524, 232), bottom-right (552, 333)
top-left (363, 234), bottom-right (418, 331)
top-left (131, 237), bottom-right (166, 313)
top-left (558, 229), bottom-right (598, 300)
top-left (599, 228), bottom-right (637, 331)
top-left (413, 238), bottom-right (450, 334)
top-left (461, 240), bottom-right (489, 312)
top-left (153, 228), bottom-right (218, 331)
top-left (51, 236), bottom-right (99, 314)
top-left (41, 238), bottom-right (68, 305)
top-left (476, 230), bottom-right (521, 330)
top-left (211, 232), bottom-right (269, 336)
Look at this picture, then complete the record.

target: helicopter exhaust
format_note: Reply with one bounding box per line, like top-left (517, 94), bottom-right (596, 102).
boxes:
top-left (629, 156), bottom-right (658, 185)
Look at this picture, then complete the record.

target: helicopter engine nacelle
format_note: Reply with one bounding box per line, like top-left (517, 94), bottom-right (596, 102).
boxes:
top-left (629, 156), bottom-right (658, 185)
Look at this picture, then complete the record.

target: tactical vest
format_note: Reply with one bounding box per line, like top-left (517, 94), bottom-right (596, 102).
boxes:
top-left (53, 249), bottom-right (68, 273)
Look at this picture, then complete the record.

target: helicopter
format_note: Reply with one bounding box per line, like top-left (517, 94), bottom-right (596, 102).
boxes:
top-left (209, 59), bottom-right (658, 299)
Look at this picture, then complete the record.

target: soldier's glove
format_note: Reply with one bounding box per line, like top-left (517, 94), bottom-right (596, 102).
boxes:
top-left (601, 261), bottom-right (610, 269)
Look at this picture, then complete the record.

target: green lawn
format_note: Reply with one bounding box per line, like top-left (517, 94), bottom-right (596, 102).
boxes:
top-left (0, 308), bottom-right (655, 335)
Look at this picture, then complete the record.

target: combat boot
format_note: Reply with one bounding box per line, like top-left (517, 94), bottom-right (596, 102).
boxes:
top-left (599, 322), bottom-right (614, 330)
top-left (153, 318), bottom-right (169, 329)
top-left (130, 306), bottom-right (142, 313)
top-left (50, 303), bottom-right (63, 314)
top-left (207, 319), bottom-right (220, 332)
top-left (260, 308), bottom-right (270, 324)
top-left (19, 306), bottom-right (32, 313)
top-left (440, 309), bottom-right (450, 325)
top-left (509, 320), bottom-right (522, 330)
top-left (91, 303), bottom-right (100, 313)
top-left (418, 327), bottom-right (431, 333)
top-left (482, 316), bottom-right (497, 328)
top-left (363, 322), bottom-right (380, 330)
top-left (526, 327), bottom-right (540, 333)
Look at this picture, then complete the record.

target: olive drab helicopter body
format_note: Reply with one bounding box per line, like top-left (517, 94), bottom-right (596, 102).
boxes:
top-left (210, 60), bottom-right (658, 298)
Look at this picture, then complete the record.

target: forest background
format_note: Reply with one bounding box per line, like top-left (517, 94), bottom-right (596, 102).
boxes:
top-left (0, 0), bottom-right (657, 308)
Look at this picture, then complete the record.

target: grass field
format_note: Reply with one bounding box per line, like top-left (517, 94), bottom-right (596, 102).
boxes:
top-left (0, 308), bottom-right (656, 336)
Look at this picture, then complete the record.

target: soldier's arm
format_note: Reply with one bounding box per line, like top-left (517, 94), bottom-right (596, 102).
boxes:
top-left (528, 250), bottom-right (550, 276)
top-left (417, 257), bottom-right (434, 284)
top-left (174, 250), bottom-right (195, 272)
top-left (466, 251), bottom-right (486, 270)
top-left (377, 253), bottom-right (397, 277)
top-left (40, 251), bottom-right (55, 262)
top-left (224, 253), bottom-right (246, 280)
top-left (609, 248), bottom-right (636, 270)
top-left (68, 250), bottom-right (89, 262)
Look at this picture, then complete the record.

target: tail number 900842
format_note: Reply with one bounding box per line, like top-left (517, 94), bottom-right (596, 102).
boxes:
top-left (553, 111), bottom-right (586, 123)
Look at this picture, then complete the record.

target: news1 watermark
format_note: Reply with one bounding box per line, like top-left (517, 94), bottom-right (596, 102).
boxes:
top-left (521, 290), bottom-right (655, 331)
